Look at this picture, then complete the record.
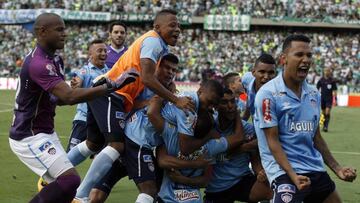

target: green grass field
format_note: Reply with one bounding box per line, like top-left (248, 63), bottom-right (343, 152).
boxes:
top-left (0, 90), bottom-right (359, 203)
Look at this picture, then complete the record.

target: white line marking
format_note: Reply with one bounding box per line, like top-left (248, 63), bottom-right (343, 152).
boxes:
top-left (331, 151), bottom-right (360, 156)
top-left (0, 108), bottom-right (13, 113)
top-left (0, 103), bottom-right (13, 107)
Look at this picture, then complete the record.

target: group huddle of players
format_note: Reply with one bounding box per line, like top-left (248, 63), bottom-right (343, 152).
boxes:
top-left (9, 8), bottom-right (356, 203)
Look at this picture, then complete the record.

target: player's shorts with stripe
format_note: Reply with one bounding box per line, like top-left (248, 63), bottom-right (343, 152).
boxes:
top-left (87, 94), bottom-right (127, 143)
top-left (93, 159), bottom-right (128, 194)
top-left (124, 136), bottom-right (158, 184)
top-left (272, 172), bottom-right (335, 203)
top-left (67, 120), bottom-right (87, 151)
top-left (204, 173), bottom-right (256, 203)
top-left (9, 132), bottom-right (73, 183)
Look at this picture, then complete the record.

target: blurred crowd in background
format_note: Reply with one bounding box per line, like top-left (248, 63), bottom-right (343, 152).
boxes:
top-left (0, 0), bottom-right (359, 88)
top-left (1, 0), bottom-right (359, 20)
top-left (1, 24), bottom-right (358, 87)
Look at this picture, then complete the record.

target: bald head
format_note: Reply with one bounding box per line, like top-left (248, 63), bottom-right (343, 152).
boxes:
top-left (34, 13), bottom-right (63, 37)
top-left (33, 13), bottom-right (66, 52)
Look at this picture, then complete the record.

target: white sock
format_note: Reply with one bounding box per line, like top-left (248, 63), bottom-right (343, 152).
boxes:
top-left (78, 141), bottom-right (94, 157)
top-left (135, 193), bottom-right (154, 203)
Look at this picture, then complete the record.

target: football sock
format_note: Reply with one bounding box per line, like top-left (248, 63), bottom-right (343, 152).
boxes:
top-left (135, 193), bottom-right (154, 203)
top-left (67, 141), bottom-right (94, 166)
top-left (76, 146), bottom-right (119, 198)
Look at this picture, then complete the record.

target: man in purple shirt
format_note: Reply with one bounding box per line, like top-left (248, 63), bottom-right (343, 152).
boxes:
top-left (8, 13), bottom-right (137, 203)
top-left (106, 21), bottom-right (128, 69)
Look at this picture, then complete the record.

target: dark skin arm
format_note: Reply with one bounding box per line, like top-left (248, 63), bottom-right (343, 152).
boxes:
top-left (50, 81), bottom-right (107, 105)
top-left (179, 130), bottom-right (216, 156)
top-left (264, 126), bottom-right (311, 190)
top-left (167, 166), bottom-right (212, 188)
top-left (314, 127), bottom-right (357, 182)
top-left (156, 146), bottom-right (210, 170)
top-left (141, 58), bottom-right (195, 112)
top-left (147, 95), bottom-right (165, 133)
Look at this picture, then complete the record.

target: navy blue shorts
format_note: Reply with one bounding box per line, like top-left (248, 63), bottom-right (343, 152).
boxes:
top-left (124, 136), bottom-right (158, 184)
top-left (67, 120), bottom-right (87, 151)
top-left (87, 94), bottom-right (126, 143)
top-left (93, 159), bottom-right (128, 194)
top-left (272, 172), bottom-right (335, 203)
top-left (321, 97), bottom-right (332, 110)
top-left (204, 173), bottom-right (257, 203)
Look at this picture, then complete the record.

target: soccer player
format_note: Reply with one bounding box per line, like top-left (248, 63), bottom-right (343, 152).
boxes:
top-left (8, 13), bottom-right (137, 203)
top-left (223, 72), bottom-right (246, 113)
top-left (123, 53), bottom-right (179, 203)
top-left (316, 67), bottom-right (337, 132)
top-left (66, 39), bottom-right (111, 151)
top-left (105, 21), bottom-right (127, 69)
top-left (242, 53), bottom-right (276, 121)
top-left (254, 34), bottom-right (357, 203)
top-left (147, 82), bottom-right (248, 203)
top-left (73, 9), bottom-right (194, 201)
top-left (203, 88), bottom-right (272, 203)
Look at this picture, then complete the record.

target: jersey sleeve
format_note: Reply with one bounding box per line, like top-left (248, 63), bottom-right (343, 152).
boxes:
top-left (241, 120), bottom-right (256, 139)
top-left (29, 61), bottom-right (63, 92)
top-left (140, 37), bottom-right (163, 63)
top-left (254, 90), bottom-right (278, 129)
top-left (204, 137), bottom-right (228, 157)
top-left (175, 107), bottom-right (196, 137)
top-left (76, 66), bottom-right (87, 81)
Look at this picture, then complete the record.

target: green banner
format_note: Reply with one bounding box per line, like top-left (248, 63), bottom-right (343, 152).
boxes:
top-left (112, 13), bottom-right (192, 25)
top-left (204, 15), bottom-right (251, 31)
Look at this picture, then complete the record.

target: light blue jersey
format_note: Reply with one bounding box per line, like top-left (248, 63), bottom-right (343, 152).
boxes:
top-left (242, 73), bottom-right (257, 117)
top-left (241, 72), bottom-right (254, 91)
top-left (235, 98), bottom-right (246, 113)
top-left (140, 36), bottom-right (169, 63)
top-left (253, 73), bottom-right (325, 184)
top-left (158, 92), bottom-right (228, 202)
top-left (124, 88), bottom-right (163, 148)
top-left (73, 63), bottom-right (110, 121)
top-left (206, 118), bottom-right (255, 193)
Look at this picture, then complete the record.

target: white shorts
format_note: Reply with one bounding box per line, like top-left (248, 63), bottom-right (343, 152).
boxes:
top-left (9, 132), bottom-right (74, 183)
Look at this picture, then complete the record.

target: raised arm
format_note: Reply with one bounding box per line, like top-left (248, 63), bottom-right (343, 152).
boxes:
top-left (147, 95), bottom-right (165, 133)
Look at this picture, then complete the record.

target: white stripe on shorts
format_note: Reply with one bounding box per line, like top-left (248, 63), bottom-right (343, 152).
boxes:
top-left (107, 96), bottom-right (111, 133)
top-left (138, 146), bottom-right (142, 177)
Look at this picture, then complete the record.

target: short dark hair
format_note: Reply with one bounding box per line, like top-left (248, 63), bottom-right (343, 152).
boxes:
top-left (88, 39), bottom-right (105, 50)
top-left (108, 21), bottom-right (127, 33)
top-left (160, 53), bottom-right (179, 65)
top-left (223, 72), bottom-right (239, 88)
top-left (282, 34), bottom-right (311, 52)
top-left (254, 53), bottom-right (276, 67)
top-left (154, 9), bottom-right (177, 23)
top-left (201, 79), bottom-right (224, 98)
top-left (223, 87), bottom-right (234, 96)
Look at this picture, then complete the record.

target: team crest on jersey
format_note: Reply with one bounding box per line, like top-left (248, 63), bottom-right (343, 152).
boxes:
top-left (174, 189), bottom-right (200, 202)
top-left (278, 184), bottom-right (296, 193)
top-left (46, 64), bottom-right (58, 76)
top-left (39, 141), bottom-right (53, 152)
top-left (281, 193), bottom-right (293, 203)
top-left (48, 147), bottom-right (56, 155)
top-left (262, 98), bottom-right (271, 123)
